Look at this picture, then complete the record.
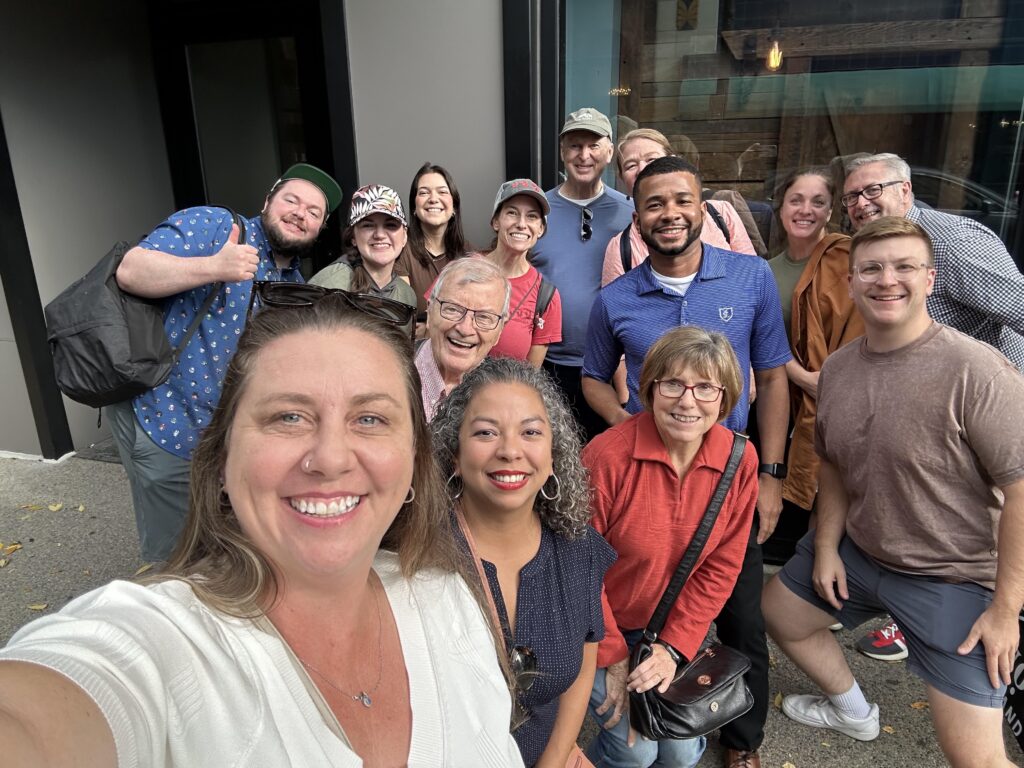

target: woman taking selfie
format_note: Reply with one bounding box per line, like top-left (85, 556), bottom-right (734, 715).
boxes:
top-left (0, 289), bottom-right (522, 767)
top-left (582, 326), bottom-right (759, 768)
top-left (433, 358), bottom-right (615, 767)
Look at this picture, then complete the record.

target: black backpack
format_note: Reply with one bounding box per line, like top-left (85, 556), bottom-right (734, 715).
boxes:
top-left (44, 209), bottom-right (244, 408)
top-left (619, 201), bottom-right (730, 273)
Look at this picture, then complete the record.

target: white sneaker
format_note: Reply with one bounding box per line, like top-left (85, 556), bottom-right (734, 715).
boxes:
top-left (782, 694), bottom-right (880, 741)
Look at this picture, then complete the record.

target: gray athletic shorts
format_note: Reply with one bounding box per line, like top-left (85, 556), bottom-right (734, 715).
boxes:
top-left (779, 531), bottom-right (1006, 708)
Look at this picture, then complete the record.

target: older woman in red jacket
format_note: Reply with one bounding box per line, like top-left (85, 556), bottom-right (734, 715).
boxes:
top-left (582, 326), bottom-right (759, 768)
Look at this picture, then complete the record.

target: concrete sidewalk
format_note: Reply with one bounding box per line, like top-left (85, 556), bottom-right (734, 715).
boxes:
top-left (1, 452), bottom-right (1021, 766)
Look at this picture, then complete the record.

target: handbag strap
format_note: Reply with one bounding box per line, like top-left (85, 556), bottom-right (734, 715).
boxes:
top-left (643, 432), bottom-right (748, 641)
top-left (455, 506), bottom-right (510, 653)
top-left (169, 209), bottom-right (246, 365)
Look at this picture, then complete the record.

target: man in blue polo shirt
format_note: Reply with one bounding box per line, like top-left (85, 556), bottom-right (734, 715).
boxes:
top-left (582, 155), bottom-right (790, 768)
top-left (530, 107), bottom-right (633, 440)
top-left (108, 163), bottom-right (342, 562)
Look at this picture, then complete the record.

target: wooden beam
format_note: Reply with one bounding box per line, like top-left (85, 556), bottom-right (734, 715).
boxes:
top-left (721, 18), bottom-right (1003, 60)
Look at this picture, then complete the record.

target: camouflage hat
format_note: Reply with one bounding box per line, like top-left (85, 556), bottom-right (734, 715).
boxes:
top-left (348, 184), bottom-right (408, 227)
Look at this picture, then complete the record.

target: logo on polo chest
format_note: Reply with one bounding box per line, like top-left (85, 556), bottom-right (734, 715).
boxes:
top-left (719, 307), bottom-right (734, 322)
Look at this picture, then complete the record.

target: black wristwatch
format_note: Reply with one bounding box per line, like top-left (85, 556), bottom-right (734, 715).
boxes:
top-left (659, 641), bottom-right (683, 667)
top-left (758, 462), bottom-right (787, 479)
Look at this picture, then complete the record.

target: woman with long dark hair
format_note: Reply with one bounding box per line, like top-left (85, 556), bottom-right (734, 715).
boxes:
top-left (398, 163), bottom-right (470, 327)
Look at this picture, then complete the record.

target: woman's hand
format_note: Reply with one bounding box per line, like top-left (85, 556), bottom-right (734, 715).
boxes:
top-left (596, 659), bottom-right (641, 747)
top-left (785, 360), bottom-right (819, 399)
top-left (626, 642), bottom-right (677, 695)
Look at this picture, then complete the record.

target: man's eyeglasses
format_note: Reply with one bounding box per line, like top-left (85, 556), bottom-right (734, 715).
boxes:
top-left (247, 281), bottom-right (415, 327)
top-left (851, 261), bottom-right (930, 283)
top-left (510, 644), bottom-right (539, 692)
top-left (840, 180), bottom-right (904, 208)
top-left (434, 299), bottom-right (503, 331)
top-left (579, 206), bottom-right (593, 242)
top-left (655, 379), bottom-right (725, 402)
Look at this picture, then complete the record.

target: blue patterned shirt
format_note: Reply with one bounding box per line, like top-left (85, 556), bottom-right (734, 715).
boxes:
top-left (131, 207), bottom-right (302, 459)
top-left (906, 205), bottom-right (1024, 370)
top-left (583, 245), bottom-right (791, 431)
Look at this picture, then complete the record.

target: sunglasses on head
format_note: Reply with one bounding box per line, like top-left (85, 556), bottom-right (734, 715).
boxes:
top-left (246, 281), bottom-right (416, 327)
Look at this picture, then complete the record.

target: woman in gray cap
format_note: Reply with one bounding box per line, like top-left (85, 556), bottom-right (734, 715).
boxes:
top-left (477, 179), bottom-right (563, 365)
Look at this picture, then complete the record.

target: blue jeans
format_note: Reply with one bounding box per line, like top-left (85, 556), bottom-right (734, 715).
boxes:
top-left (585, 632), bottom-right (705, 768)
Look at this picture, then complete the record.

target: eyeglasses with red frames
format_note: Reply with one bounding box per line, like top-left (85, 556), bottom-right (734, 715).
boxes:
top-left (654, 379), bottom-right (725, 402)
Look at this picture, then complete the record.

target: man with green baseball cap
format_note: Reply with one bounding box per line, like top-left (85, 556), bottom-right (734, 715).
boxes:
top-left (109, 162), bottom-right (342, 564)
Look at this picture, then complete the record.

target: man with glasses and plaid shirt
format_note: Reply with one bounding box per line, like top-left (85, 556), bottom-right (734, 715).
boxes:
top-left (529, 107), bottom-right (633, 441)
top-left (843, 152), bottom-right (1024, 663)
top-left (108, 164), bottom-right (342, 563)
top-left (763, 217), bottom-right (1024, 766)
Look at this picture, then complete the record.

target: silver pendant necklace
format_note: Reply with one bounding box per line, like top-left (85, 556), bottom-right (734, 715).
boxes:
top-left (299, 580), bottom-right (384, 708)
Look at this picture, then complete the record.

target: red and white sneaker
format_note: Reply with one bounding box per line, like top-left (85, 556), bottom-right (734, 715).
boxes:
top-left (856, 621), bottom-right (908, 661)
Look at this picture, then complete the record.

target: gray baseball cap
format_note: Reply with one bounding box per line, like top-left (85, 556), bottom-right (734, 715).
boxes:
top-left (560, 107), bottom-right (613, 138)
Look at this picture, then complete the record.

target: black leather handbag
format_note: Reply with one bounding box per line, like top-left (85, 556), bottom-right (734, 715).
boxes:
top-left (628, 432), bottom-right (755, 740)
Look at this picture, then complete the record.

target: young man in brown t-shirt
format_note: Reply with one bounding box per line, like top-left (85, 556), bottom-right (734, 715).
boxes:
top-left (762, 217), bottom-right (1024, 767)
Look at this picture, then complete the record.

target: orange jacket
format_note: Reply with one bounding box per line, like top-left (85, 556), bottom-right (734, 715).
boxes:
top-left (784, 234), bottom-right (864, 509)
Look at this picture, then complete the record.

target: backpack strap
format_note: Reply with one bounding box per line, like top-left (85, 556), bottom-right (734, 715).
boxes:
top-left (534, 276), bottom-right (556, 328)
top-left (169, 208), bottom-right (244, 364)
top-left (705, 201), bottom-right (731, 246)
top-left (619, 222), bottom-right (633, 274)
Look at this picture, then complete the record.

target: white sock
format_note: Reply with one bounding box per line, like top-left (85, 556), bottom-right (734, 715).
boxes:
top-left (828, 681), bottom-right (872, 719)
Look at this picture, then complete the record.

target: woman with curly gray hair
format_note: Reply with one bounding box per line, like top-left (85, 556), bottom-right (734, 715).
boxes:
top-left (432, 357), bottom-right (616, 768)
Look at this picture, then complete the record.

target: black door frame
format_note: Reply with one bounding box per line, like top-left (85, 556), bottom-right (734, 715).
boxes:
top-left (502, 0), bottom-right (564, 188)
top-left (147, 0), bottom-right (358, 268)
top-left (0, 107), bottom-right (75, 459)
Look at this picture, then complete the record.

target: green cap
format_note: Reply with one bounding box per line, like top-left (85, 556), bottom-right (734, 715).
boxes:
top-left (277, 163), bottom-right (343, 213)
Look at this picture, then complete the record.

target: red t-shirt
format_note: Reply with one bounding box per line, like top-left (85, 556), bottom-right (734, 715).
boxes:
top-left (489, 265), bottom-right (562, 361)
top-left (582, 412), bottom-right (758, 666)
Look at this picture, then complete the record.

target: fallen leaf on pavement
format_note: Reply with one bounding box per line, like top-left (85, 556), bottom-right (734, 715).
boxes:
top-left (0, 558), bottom-right (8, 568)
top-left (882, 725), bottom-right (895, 734)
top-left (910, 700), bottom-right (929, 710)
top-left (4, 543), bottom-right (23, 555)
top-left (28, 603), bottom-right (48, 611)
top-left (48, 503), bottom-right (64, 512)
top-left (782, 762), bottom-right (796, 768)
top-left (821, 741), bottom-right (830, 747)
top-left (77, 504), bottom-right (86, 512)
top-left (773, 692), bottom-right (783, 710)
top-left (19, 504), bottom-right (43, 511)
top-left (134, 563), bottom-right (154, 576)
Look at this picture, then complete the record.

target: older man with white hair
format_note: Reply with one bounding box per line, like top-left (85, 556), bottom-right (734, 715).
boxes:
top-left (416, 258), bottom-right (511, 421)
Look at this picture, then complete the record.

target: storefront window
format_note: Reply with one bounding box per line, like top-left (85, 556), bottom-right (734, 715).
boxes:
top-left (563, 0), bottom-right (1023, 257)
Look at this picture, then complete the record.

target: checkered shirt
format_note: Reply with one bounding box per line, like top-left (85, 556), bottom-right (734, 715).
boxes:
top-left (906, 206), bottom-right (1024, 370)
top-left (414, 339), bottom-right (447, 422)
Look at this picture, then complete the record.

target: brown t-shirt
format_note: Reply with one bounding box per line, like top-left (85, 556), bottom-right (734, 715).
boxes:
top-left (395, 246), bottom-right (456, 316)
top-left (815, 322), bottom-right (1024, 588)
